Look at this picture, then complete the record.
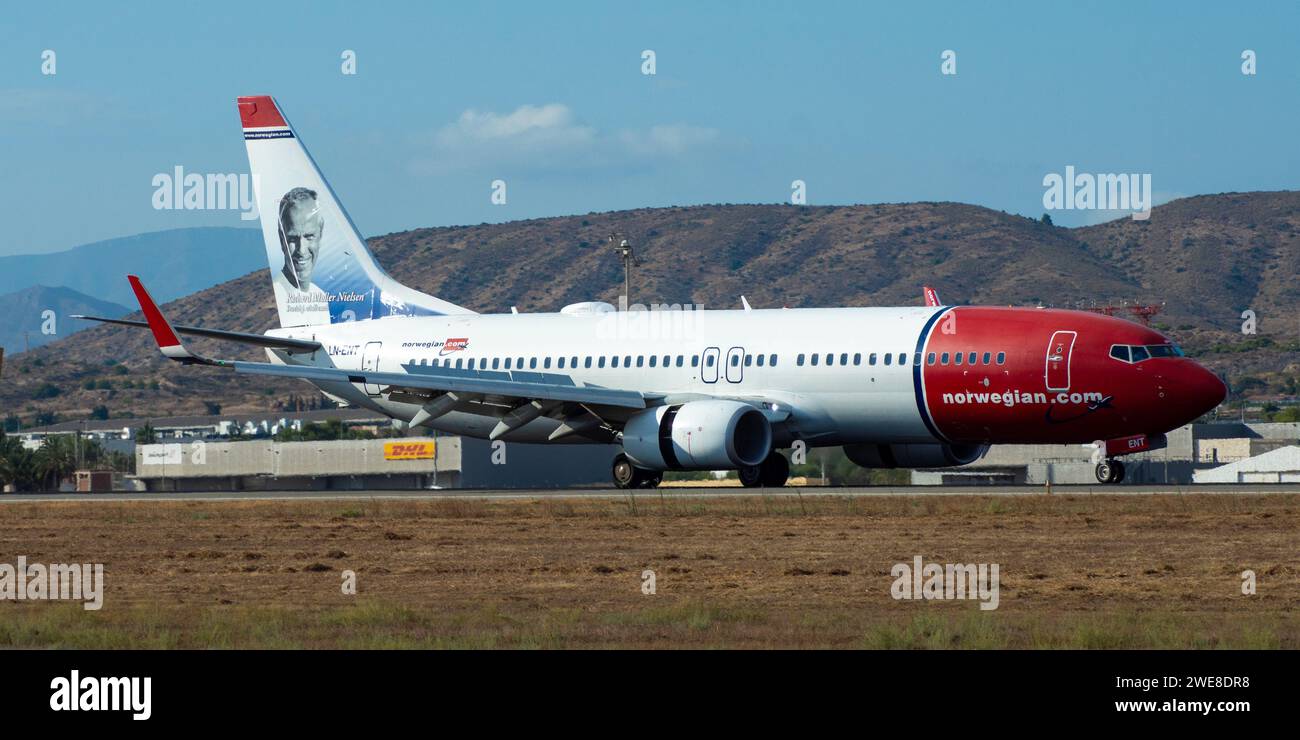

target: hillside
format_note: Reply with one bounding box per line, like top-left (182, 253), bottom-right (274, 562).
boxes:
top-left (0, 286), bottom-right (129, 355)
top-left (0, 227), bottom-right (263, 307)
top-left (3, 193), bottom-right (1299, 425)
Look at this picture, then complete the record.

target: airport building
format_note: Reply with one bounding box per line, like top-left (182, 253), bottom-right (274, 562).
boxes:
top-left (911, 422), bottom-right (1300, 485)
top-left (133, 436), bottom-right (616, 491)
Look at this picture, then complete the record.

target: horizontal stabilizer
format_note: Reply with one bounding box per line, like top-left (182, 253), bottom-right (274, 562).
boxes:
top-left (73, 315), bottom-right (322, 353)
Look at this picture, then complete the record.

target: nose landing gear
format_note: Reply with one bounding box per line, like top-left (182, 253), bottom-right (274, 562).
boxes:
top-left (1095, 459), bottom-right (1126, 484)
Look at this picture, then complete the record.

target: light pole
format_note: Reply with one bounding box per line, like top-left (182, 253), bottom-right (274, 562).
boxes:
top-left (608, 235), bottom-right (639, 310)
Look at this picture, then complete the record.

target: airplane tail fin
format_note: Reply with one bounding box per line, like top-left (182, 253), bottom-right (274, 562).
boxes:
top-left (238, 95), bottom-right (473, 328)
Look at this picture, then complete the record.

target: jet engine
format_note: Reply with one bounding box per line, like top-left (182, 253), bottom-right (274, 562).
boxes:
top-left (843, 442), bottom-right (988, 469)
top-left (622, 400), bottom-right (772, 470)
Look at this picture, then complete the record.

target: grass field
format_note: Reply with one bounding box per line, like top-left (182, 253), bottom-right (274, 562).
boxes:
top-left (1, 493), bottom-right (1297, 648)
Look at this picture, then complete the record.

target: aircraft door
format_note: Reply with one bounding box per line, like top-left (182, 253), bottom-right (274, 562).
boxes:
top-left (702, 346), bottom-right (720, 383)
top-left (361, 341), bottom-right (383, 396)
top-left (725, 346), bottom-right (744, 383)
top-left (1044, 331), bottom-right (1076, 392)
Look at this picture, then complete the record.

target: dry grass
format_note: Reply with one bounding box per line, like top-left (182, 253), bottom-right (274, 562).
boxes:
top-left (1, 494), bottom-right (1297, 648)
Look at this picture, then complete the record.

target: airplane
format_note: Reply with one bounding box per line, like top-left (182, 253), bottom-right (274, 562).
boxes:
top-left (78, 95), bottom-right (1228, 488)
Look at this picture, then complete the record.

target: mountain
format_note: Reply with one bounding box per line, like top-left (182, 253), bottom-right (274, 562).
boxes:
top-left (0, 286), bottom-right (130, 355)
top-left (0, 227), bottom-right (264, 307)
top-left (3, 193), bottom-right (1299, 424)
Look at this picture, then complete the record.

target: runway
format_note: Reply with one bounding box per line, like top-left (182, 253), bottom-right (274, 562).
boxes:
top-left (4, 483), bottom-right (1299, 503)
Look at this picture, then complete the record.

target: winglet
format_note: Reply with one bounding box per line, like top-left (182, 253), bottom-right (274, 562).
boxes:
top-left (127, 275), bottom-right (204, 363)
top-left (923, 286), bottom-right (941, 307)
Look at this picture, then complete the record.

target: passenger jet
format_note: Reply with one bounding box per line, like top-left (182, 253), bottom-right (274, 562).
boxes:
top-left (79, 96), bottom-right (1228, 488)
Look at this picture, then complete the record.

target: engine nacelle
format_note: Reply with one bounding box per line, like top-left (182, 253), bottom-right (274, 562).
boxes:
top-left (843, 442), bottom-right (987, 469)
top-left (623, 400), bottom-right (772, 470)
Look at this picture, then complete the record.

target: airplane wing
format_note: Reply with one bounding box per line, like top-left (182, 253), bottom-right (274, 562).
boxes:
top-left (123, 276), bottom-right (650, 440)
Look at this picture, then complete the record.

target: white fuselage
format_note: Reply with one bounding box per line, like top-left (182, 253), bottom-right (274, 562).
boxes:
top-left (268, 306), bottom-right (946, 446)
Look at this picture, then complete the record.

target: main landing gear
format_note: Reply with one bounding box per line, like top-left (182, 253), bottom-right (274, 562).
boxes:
top-left (612, 453), bottom-right (662, 489)
top-left (738, 451), bottom-right (791, 488)
top-left (1095, 459), bottom-right (1126, 485)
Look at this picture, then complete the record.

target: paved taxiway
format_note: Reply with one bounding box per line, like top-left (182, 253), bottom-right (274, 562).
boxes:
top-left (3, 483), bottom-right (1298, 503)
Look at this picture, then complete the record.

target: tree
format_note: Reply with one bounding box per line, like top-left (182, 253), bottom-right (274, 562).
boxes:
top-left (91, 405), bottom-right (110, 421)
top-left (0, 431), bottom-right (39, 491)
top-left (1040, 213), bottom-right (1054, 226)
top-left (33, 436), bottom-right (76, 490)
top-left (137, 421), bottom-right (158, 444)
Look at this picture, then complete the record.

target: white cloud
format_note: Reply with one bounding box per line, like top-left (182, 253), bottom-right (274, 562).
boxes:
top-left (414, 103), bottom-right (719, 175)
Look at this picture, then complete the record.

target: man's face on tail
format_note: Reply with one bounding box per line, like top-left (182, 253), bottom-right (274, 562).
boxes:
top-left (277, 188), bottom-right (324, 290)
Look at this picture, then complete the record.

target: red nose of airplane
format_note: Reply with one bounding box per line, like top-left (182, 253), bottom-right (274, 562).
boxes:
top-left (1185, 362), bottom-right (1228, 419)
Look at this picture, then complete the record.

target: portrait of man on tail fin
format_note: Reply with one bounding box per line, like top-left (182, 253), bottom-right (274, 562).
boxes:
top-left (278, 186), bottom-right (323, 292)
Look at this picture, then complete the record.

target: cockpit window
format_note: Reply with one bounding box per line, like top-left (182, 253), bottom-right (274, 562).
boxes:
top-left (1147, 345), bottom-right (1181, 358)
top-left (1110, 343), bottom-right (1183, 364)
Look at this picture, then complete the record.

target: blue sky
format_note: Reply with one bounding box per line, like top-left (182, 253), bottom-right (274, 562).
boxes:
top-left (2, 1), bottom-right (1297, 255)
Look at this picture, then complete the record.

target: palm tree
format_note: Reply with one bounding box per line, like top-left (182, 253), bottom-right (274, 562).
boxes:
top-left (33, 436), bottom-right (77, 491)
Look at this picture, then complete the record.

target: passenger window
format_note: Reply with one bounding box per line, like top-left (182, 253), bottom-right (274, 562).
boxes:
top-left (744, 354), bottom-right (752, 367)
top-left (853, 353), bottom-right (861, 366)
top-left (927, 352), bottom-right (936, 365)
top-left (869, 353), bottom-right (877, 366)
top-left (706, 355), bottom-right (715, 367)
top-left (691, 355), bottom-right (699, 367)
top-left (898, 353), bottom-right (907, 366)
top-left (585, 357), bottom-right (593, 368)
top-left (677, 355), bottom-right (684, 367)
top-left (544, 357), bottom-right (552, 369)
top-left (649, 355), bottom-right (657, 367)
top-left (636, 356), bottom-right (644, 367)
top-left (996, 352), bottom-right (1006, 365)
top-left (491, 358), bottom-right (500, 370)
top-left (624, 355), bottom-right (632, 366)
top-left (516, 356), bottom-right (524, 368)
top-left (757, 354), bottom-right (765, 367)
top-left (504, 358), bottom-right (512, 370)
top-left (941, 352), bottom-right (949, 365)
top-left (731, 354), bottom-right (739, 367)
top-left (839, 353), bottom-right (848, 365)
top-left (770, 354), bottom-right (778, 367)
top-left (811, 354), bottom-right (820, 366)
top-left (954, 352), bottom-right (963, 366)
top-left (883, 353), bottom-right (892, 366)
top-left (571, 356), bottom-right (578, 367)
top-left (557, 357), bottom-right (565, 369)
top-left (598, 357), bottom-right (606, 368)
top-left (529, 358), bottom-right (538, 369)
top-left (826, 354), bottom-right (834, 366)
top-left (968, 352), bottom-right (976, 365)
top-left (797, 354), bottom-right (805, 366)
top-left (456, 359), bottom-right (464, 369)
top-left (612, 356), bottom-right (620, 368)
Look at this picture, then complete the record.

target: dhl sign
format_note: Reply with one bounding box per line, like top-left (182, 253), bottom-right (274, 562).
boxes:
top-left (383, 441), bottom-right (436, 460)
